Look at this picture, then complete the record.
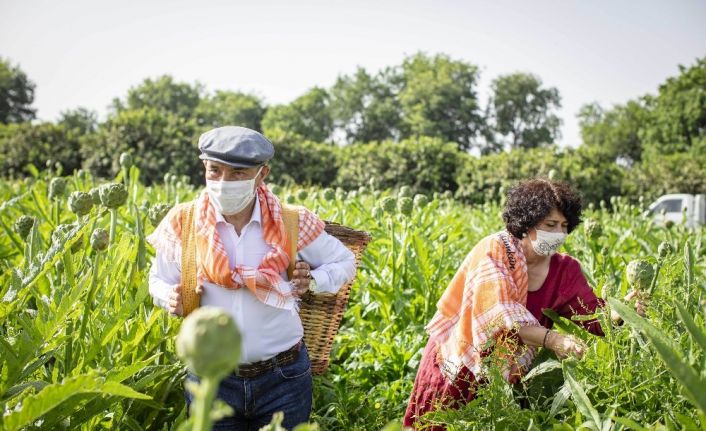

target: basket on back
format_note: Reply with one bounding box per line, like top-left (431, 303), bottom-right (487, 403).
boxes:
top-left (299, 221), bottom-right (371, 375)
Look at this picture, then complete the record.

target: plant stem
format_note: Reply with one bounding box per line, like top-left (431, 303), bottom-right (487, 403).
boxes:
top-left (110, 209), bottom-right (117, 242)
top-left (192, 377), bottom-right (218, 431)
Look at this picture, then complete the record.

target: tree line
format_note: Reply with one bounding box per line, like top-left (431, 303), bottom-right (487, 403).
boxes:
top-left (1, 53), bottom-right (704, 205)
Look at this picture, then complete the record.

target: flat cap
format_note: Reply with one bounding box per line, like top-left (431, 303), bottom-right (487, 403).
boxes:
top-left (198, 126), bottom-right (275, 168)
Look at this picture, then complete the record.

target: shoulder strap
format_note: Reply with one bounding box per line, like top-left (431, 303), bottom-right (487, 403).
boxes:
top-left (281, 204), bottom-right (300, 280)
top-left (180, 201), bottom-right (199, 317)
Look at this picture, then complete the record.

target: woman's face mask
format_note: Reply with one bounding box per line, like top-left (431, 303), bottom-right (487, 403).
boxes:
top-left (206, 167), bottom-right (263, 215)
top-left (530, 229), bottom-right (567, 256)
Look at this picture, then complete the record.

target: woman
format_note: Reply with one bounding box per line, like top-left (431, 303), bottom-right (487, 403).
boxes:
top-left (403, 178), bottom-right (636, 429)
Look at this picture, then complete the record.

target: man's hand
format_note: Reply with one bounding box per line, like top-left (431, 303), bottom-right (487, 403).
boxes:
top-left (168, 284), bottom-right (183, 316)
top-left (291, 261), bottom-right (312, 298)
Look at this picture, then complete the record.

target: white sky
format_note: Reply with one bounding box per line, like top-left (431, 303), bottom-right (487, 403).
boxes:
top-left (1, 0), bottom-right (705, 147)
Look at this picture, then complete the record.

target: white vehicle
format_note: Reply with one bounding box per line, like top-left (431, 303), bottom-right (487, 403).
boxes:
top-left (647, 194), bottom-right (706, 228)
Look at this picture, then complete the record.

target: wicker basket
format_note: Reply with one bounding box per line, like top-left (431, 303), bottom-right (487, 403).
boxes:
top-left (300, 221), bottom-right (371, 375)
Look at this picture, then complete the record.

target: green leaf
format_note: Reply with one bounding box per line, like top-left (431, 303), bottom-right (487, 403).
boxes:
top-left (609, 297), bottom-right (706, 414)
top-left (3, 373), bottom-right (151, 431)
top-left (563, 364), bottom-right (602, 431)
top-left (675, 301), bottom-right (706, 353)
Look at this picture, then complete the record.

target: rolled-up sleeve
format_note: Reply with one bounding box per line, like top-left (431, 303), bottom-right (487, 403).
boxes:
top-left (148, 252), bottom-right (181, 311)
top-left (298, 231), bottom-right (356, 294)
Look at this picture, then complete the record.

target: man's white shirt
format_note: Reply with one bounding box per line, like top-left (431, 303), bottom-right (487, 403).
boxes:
top-left (148, 196), bottom-right (356, 364)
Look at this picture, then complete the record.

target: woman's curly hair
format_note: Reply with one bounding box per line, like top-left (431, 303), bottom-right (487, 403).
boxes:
top-left (502, 178), bottom-right (582, 239)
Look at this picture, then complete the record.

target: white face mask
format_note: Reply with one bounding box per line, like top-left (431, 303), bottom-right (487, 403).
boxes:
top-left (530, 229), bottom-right (567, 256)
top-left (206, 167), bottom-right (262, 215)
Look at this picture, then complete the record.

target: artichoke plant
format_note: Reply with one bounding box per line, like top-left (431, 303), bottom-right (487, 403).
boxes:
top-left (148, 203), bottom-right (172, 227)
top-left (381, 197), bottom-right (397, 214)
top-left (583, 219), bottom-right (602, 241)
top-left (68, 191), bottom-right (94, 217)
top-left (322, 188), bottom-right (336, 202)
top-left (119, 152), bottom-right (133, 169)
top-left (14, 215), bottom-right (35, 240)
top-left (398, 185), bottom-right (413, 198)
top-left (626, 259), bottom-right (654, 292)
top-left (48, 177), bottom-right (66, 199)
top-left (176, 306), bottom-right (241, 431)
top-left (657, 242), bottom-right (673, 259)
top-left (413, 194), bottom-right (429, 209)
top-left (296, 189), bottom-right (309, 201)
top-left (398, 197), bottom-right (414, 216)
top-left (98, 183), bottom-right (128, 209)
top-left (90, 228), bottom-right (110, 252)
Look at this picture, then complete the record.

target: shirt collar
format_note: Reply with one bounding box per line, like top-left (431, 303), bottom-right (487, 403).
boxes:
top-left (213, 194), bottom-right (262, 226)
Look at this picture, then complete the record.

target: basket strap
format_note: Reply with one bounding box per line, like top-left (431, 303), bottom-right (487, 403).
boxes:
top-left (180, 201), bottom-right (199, 317)
top-left (281, 204), bottom-right (299, 280)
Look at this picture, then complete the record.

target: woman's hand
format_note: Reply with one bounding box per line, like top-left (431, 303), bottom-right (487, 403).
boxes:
top-left (291, 261), bottom-right (312, 298)
top-left (547, 332), bottom-right (586, 360)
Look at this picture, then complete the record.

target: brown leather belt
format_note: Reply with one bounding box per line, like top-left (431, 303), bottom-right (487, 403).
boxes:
top-left (235, 342), bottom-right (301, 378)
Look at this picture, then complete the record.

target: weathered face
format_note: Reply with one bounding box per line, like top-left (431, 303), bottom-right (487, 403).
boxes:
top-left (203, 160), bottom-right (269, 186)
top-left (528, 208), bottom-right (568, 240)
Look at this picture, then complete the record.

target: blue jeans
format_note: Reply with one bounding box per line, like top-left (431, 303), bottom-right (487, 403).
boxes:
top-left (185, 344), bottom-right (313, 430)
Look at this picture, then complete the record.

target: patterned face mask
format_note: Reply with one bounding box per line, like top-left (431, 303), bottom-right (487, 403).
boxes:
top-left (530, 229), bottom-right (567, 256)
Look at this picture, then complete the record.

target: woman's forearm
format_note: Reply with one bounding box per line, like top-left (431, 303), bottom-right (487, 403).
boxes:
top-left (518, 326), bottom-right (554, 348)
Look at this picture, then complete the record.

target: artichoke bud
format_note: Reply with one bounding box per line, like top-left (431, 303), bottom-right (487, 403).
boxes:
top-left (322, 188), bottom-right (336, 201)
top-left (398, 185), bottom-right (413, 198)
top-left (48, 177), bottom-right (67, 199)
top-left (14, 215), bottom-right (35, 240)
top-left (176, 306), bottom-right (242, 380)
top-left (381, 197), bottom-right (397, 214)
top-left (119, 152), bottom-right (133, 169)
top-left (626, 260), bottom-right (654, 291)
top-left (269, 185), bottom-right (282, 195)
top-left (371, 206), bottom-right (384, 219)
top-left (90, 228), bottom-right (110, 252)
top-left (99, 183), bottom-right (128, 209)
top-left (148, 203), bottom-right (172, 227)
top-left (583, 219), bottom-right (602, 241)
top-left (398, 197), bottom-right (413, 216)
top-left (285, 194), bottom-right (296, 204)
top-left (68, 191), bottom-right (94, 216)
top-left (296, 189), bottom-right (309, 201)
top-left (89, 187), bottom-right (102, 205)
top-left (657, 242), bottom-right (673, 259)
top-left (413, 194), bottom-right (429, 209)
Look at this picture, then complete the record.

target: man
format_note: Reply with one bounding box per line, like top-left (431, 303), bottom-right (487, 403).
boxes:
top-left (147, 126), bottom-right (356, 429)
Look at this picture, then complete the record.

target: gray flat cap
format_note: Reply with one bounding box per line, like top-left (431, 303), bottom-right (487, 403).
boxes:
top-left (198, 126), bottom-right (275, 168)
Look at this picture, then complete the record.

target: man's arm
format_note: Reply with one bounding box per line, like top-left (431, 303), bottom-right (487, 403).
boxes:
top-left (297, 231), bottom-right (356, 294)
top-left (148, 252), bottom-right (182, 314)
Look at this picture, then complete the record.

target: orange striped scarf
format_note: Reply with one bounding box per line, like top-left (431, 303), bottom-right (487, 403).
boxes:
top-left (147, 184), bottom-right (325, 310)
top-left (426, 231), bottom-right (541, 382)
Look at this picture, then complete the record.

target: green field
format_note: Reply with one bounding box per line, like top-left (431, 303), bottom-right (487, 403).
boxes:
top-left (1, 166), bottom-right (705, 430)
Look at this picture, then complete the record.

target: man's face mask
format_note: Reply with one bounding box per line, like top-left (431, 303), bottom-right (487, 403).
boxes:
top-left (530, 229), bottom-right (567, 256)
top-left (206, 166), bottom-right (263, 215)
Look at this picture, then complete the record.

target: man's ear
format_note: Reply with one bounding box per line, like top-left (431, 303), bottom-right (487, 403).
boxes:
top-left (258, 165), bottom-right (271, 184)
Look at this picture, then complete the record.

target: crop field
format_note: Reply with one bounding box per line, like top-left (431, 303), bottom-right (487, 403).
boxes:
top-left (1, 165), bottom-right (705, 430)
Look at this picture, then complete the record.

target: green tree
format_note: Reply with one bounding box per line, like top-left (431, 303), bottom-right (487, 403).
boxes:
top-left (195, 91), bottom-right (265, 130)
top-left (266, 129), bottom-right (339, 186)
top-left (58, 107), bottom-right (98, 135)
top-left (336, 136), bottom-right (465, 194)
top-left (398, 53), bottom-right (483, 151)
top-left (0, 57), bottom-right (36, 124)
top-left (578, 100), bottom-right (646, 164)
top-left (487, 72), bottom-right (561, 151)
top-left (82, 108), bottom-right (200, 184)
top-left (0, 122), bottom-right (82, 176)
top-left (330, 67), bottom-right (404, 143)
top-left (112, 75), bottom-right (203, 119)
top-left (262, 87), bottom-right (333, 142)
top-left (641, 57), bottom-right (706, 157)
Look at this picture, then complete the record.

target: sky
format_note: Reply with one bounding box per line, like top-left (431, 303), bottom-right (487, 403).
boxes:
top-left (1, 0), bottom-right (705, 147)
